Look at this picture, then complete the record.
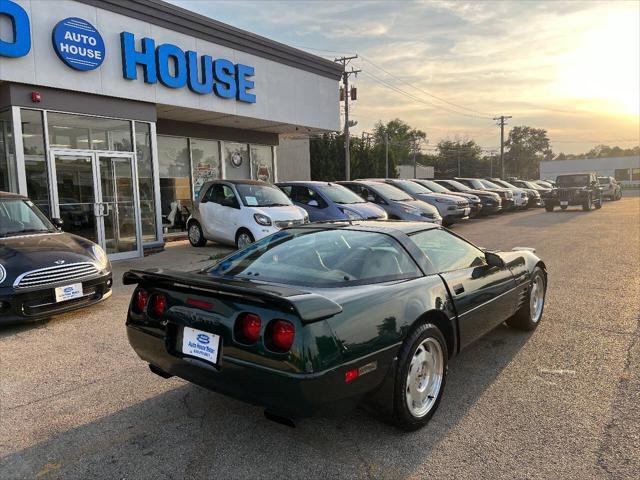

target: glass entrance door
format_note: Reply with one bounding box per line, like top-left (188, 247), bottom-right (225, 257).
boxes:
top-left (51, 150), bottom-right (141, 260)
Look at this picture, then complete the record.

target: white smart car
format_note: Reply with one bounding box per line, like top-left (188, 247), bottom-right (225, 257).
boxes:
top-left (187, 180), bottom-right (309, 248)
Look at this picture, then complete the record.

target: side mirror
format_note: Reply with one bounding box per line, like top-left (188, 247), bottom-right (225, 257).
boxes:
top-left (51, 218), bottom-right (64, 230)
top-left (221, 197), bottom-right (239, 209)
top-left (307, 199), bottom-right (319, 207)
top-left (485, 251), bottom-right (505, 268)
top-left (367, 195), bottom-right (375, 202)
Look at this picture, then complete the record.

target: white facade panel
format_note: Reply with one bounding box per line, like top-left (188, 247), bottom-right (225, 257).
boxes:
top-left (0, 0), bottom-right (340, 132)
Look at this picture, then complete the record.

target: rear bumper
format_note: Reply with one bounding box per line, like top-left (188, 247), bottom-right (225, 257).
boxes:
top-left (127, 324), bottom-right (395, 418)
top-left (0, 274), bottom-right (112, 325)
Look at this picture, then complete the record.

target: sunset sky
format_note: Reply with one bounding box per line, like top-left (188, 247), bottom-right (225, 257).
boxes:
top-left (172, 0), bottom-right (640, 154)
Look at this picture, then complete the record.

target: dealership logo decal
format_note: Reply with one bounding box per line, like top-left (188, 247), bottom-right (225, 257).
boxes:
top-left (52, 17), bottom-right (105, 71)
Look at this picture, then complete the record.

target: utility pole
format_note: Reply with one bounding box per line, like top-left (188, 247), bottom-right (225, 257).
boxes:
top-left (385, 132), bottom-right (389, 178)
top-left (493, 115), bottom-right (512, 178)
top-left (457, 147), bottom-right (461, 177)
top-left (335, 55), bottom-right (360, 180)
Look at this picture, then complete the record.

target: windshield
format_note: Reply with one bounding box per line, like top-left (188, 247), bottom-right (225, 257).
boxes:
top-left (0, 199), bottom-right (55, 238)
top-left (236, 184), bottom-right (292, 207)
top-left (537, 180), bottom-right (553, 188)
top-left (557, 175), bottom-right (590, 187)
top-left (316, 184), bottom-right (365, 204)
top-left (417, 180), bottom-right (450, 193)
top-left (393, 181), bottom-right (430, 195)
top-left (443, 180), bottom-right (471, 191)
top-left (480, 179), bottom-right (501, 189)
top-left (208, 228), bottom-right (421, 287)
top-left (523, 181), bottom-right (543, 190)
top-left (369, 183), bottom-right (413, 201)
top-left (491, 179), bottom-right (516, 189)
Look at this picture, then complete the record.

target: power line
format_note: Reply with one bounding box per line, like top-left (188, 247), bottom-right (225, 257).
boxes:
top-left (359, 69), bottom-right (490, 120)
top-left (359, 55), bottom-right (494, 119)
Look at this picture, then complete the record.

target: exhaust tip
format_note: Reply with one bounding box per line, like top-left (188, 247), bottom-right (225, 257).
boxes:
top-left (149, 364), bottom-right (173, 379)
top-left (264, 410), bottom-right (296, 428)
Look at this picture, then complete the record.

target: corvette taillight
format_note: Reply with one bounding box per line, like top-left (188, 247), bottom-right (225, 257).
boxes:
top-left (268, 320), bottom-right (295, 353)
top-left (133, 289), bottom-right (148, 313)
top-left (236, 313), bottom-right (262, 344)
top-left (151, 294), bottom-right (167, 317)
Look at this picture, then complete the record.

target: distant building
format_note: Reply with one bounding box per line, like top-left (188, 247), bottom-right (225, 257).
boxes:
top-left (397, 165), bottom-right (434, 179)
top-left (539, 156), bottom-right (640, 185)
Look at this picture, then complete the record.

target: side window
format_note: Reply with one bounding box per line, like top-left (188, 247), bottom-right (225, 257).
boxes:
top-left (410, 229), bottom-right (485, 272)
top-left (222, 185), bottom-right (236, 201)
top-left (306, 188), bottom-right (327, 208)
top-left (202, 185), bottom-right (215, 202)
top-left (209, 184), bottom-right (225, 204)
top-left (279, 185), bottom-right (293, 198)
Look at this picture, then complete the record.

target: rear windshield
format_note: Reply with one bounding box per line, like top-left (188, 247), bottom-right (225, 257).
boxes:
top-left (208, 228), bottom-right (421, 287)
top-left (316, 184), bottom-right (365, 204)
top-left (557, 175), bottom-right (589, 187)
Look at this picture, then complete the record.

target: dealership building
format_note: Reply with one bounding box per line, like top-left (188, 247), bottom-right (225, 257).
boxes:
top-left (0, 0), bottom-right (341, 259)
top-left (539, 156), bottom-right (640, 185)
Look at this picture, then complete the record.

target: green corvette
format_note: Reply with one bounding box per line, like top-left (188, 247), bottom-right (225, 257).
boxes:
top-left (125, 221), bottom-right (547, 430)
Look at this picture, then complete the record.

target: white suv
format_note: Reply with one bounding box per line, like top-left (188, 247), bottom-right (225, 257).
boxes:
top-left (187, 180), bottom-right (309, 248)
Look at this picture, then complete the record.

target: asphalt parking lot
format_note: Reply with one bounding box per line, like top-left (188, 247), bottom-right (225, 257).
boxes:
top-left (1, 197), bottom-right (639, 480)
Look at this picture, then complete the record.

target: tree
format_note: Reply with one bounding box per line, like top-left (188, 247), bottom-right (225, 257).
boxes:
top-left (504, 126), bottom-right (553, 178)
top-left (372, 119), bottom-right (426, 173)
top-left (433, 138), bottom-right (489, 178)
top-left (555, 145), bottom-right (639, 160)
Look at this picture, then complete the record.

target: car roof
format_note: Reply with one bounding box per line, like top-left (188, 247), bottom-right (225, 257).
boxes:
top-left (208, 179), bottom-right (270, 186)
top-left (556, 172), bottom-right (594, 176)
top-left (0, 191), bottom-right (27, 200)
top-left (295, 219), bottom-right (439, 235)
top-left (275, 181), bottom-right (341, 187)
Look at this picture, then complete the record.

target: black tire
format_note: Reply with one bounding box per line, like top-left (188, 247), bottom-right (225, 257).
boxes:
top-left (595, 195), bottom-right (603, 209)
top-left (582, 195), bottom-right (592, 211)
top-left (506, 266), bottom-right (546, 331)
top-left (235, 229), bottom-right (255, 249)
top-left (545, 205), bottom-right (554, 212)
top-left (187, 221), bottom-right (207, 247)
top-left (392, 323), bottom-right (448, 431)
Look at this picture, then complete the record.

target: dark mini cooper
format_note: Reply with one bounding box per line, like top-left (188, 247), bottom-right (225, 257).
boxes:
top-left (0, 192), bottom-right (113, 324)
top-left (125, 221), bottom-right (547, 430)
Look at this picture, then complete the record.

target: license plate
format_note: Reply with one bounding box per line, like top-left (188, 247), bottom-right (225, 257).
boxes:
top-left (181, 327), bottom-right (221, 365)
top-left (55, 283), bottom-right (83, 302)
top-left (560, 201), bottom-right (568, 206)
top-left (464, 207), bottom-right (471, 216)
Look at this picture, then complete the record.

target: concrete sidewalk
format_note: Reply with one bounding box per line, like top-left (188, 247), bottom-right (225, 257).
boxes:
top-left (110, 240), bottom-right (234, 290)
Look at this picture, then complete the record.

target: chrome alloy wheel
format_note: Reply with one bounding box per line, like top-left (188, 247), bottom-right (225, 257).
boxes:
top-left (237, 232), bottom-right (253, 249)
top-left (530, 272), bottom-right (545, 323)
top-left (405, 337), bottom-right (444, 418)
top-left (188, 224), bottom-right (201, 244)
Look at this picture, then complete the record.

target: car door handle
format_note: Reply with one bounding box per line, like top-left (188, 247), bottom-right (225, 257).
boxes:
top-left (453, 284), bottom-right (465, 295)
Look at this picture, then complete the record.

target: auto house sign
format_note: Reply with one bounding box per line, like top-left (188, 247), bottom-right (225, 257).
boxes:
top-left (52, 17), bottom-right (106, 71)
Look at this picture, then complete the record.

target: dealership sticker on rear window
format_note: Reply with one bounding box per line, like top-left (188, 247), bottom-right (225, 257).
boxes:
top-left (182, 327), bottom-right (221, 364)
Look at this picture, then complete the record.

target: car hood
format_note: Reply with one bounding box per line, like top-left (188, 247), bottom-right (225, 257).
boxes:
top-left (415, 192), bottom-right (461, 203)
top-left (252, 205), bottom-right (306, 221)
top-left (339, 202), bottom-right (386, 218)
top-left (0, 232), bottom-right (102, 285)
top-left (397, 199), bottom-right (439, 214)
top-left (444, 192), bottom-right (480, 202)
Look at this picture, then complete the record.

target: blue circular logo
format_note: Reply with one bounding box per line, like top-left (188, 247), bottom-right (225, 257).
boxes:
top-left (197, 334), bottom-right (210, 345)
top-left (52, 17), bottom-right (105, 71)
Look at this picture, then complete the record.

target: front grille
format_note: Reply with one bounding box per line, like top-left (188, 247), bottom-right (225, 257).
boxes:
top-left (14, 262), bottom-right (99, 289)
top-left (558, 189), bottom-right (579, 201)
top-left (457, 200), bottom-right (468, 208)
top-left (275, 219), bottom-right (305, 229)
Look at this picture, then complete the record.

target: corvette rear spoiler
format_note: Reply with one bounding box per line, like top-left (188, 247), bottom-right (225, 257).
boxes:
top-left (123, 269), bottom-right (343, 323)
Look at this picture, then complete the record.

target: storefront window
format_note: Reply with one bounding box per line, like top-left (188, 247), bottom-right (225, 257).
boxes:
top-left (135, 122), bottom-right (157, 242)
top-left (251, 145), bottom-right (274, 182)
top-left (157, 135), bottom-right (191, 234)
top-left (632, 169), bottom-right (640, 181)
top-left (0, 110), bottom-right (17, 193)
top-left (223, 142), bottom-right (250, 180)
top-left (48, 112), bottom-right (132, 151)
top-left (190, 138), bottom-right (220, 197)
top-left (21, 109), bottom-right (51, 217)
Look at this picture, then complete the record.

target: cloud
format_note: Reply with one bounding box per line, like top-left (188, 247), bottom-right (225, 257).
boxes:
top-left (169, 0), bottom-right (639, 153)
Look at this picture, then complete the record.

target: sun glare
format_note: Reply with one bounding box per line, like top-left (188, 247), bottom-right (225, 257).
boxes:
top-left (558, 9), bottom-right (640, 116)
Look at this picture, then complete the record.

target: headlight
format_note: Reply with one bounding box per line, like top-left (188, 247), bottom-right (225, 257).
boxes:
top-left (254, 213), bottom-right (272, 226)
top-left (341, 209), bottom-right (363, 220)
top-left (435, 198), bottom-right (454, 204)
top-left (92, 245), bottom-right (109, 269)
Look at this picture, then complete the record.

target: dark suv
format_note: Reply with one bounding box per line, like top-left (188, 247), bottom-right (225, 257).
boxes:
top-left (545, 172), bottom-right (603, 212)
